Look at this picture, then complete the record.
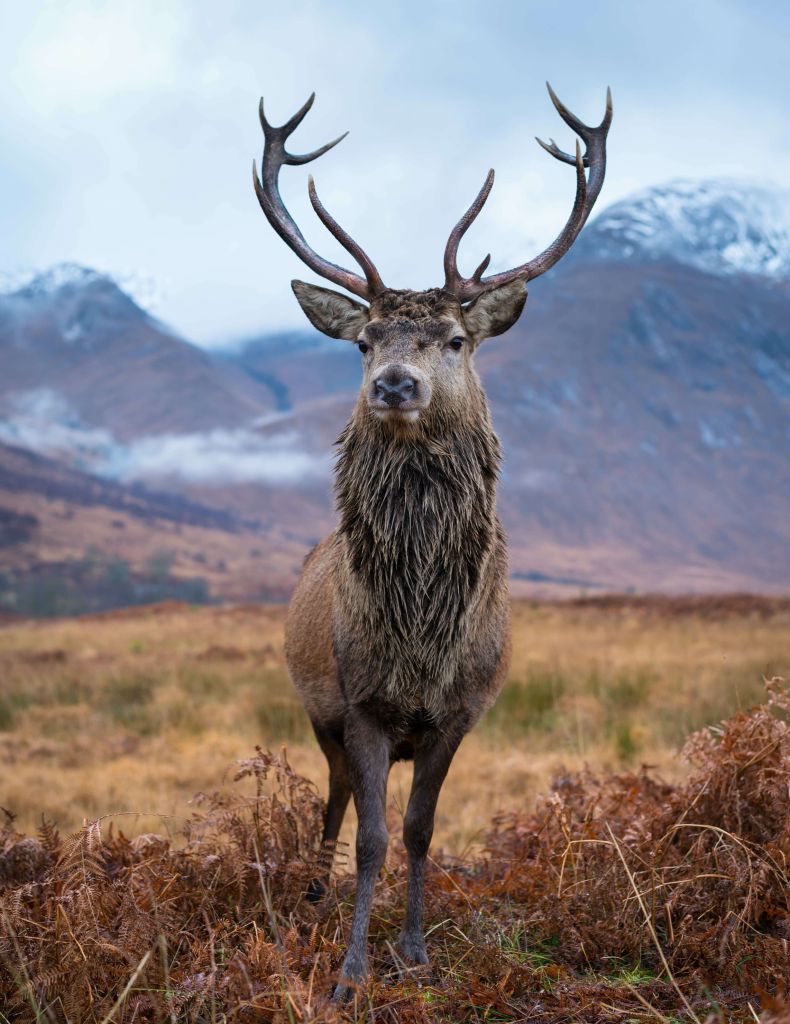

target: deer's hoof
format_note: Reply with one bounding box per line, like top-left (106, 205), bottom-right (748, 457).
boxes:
top-left (397, 930), bottom-right (430, 967)
top-left (332, 951), bottom-right (369, 1002)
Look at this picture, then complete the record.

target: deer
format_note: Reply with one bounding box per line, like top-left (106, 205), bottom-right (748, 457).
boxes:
top-left (252, 83), bottom-right (611, 999)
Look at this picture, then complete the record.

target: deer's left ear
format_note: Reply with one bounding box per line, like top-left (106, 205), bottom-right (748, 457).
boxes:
top-left (462, 279), bottom-right (527, 343)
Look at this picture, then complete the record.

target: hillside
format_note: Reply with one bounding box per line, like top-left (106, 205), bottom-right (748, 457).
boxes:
top-left (0, 441), bottom-right (300, 613)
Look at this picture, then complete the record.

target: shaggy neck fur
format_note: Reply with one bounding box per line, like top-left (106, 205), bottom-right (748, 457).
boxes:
top-left (334, 396), bottom-right (501, 717)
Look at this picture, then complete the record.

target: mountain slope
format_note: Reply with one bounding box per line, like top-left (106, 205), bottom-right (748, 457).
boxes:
top-left (0, 440), bottom-right (302, 610)
top-left (0, 265), bottom-right (276, 440)
top-left (218, 330), bottom-right (358, 412)
top-left (485, 259), bottom-right (789, 591)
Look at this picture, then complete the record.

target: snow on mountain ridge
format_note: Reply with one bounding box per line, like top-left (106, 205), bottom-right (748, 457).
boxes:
top-left (580, 179), bottom-right (790, 279)
top-left (0, 263), bottom-right (104, 296)
top-left (0, 262), bottom-right (163, 312)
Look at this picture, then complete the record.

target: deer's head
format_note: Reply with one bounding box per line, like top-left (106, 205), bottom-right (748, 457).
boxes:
top-left (253, 86), bottom-right (611, 429)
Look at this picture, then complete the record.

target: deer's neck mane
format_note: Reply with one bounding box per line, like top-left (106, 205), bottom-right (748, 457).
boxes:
top-left (333, 408), bottom-right (502, 712)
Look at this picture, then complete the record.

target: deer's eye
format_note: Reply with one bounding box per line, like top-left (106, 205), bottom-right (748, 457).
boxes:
top-left (358, 341), bottom-right (369, 354)
top-left (448, 337), bottom-right (464, 351)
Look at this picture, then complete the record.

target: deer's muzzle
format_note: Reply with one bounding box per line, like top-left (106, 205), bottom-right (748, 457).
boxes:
top-left (368, 363), bottom-right (430, 416)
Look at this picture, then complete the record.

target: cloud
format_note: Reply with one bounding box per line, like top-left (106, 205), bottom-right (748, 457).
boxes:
top-left (0, 389), bottom-right (117, 458)
top-left (8, 4), bottom-right (184, 107)
top-left (115, 429), bottom-right (328, 484)
top-left (0, 389), bottom-right (327, 484)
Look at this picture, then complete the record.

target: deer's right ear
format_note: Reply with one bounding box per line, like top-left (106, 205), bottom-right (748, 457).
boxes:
top-left (291, 281), bottom-right (370, 340)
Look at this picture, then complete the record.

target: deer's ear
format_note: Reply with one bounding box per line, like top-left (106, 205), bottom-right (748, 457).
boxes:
top-left (291, 281), bottom-right (370, 340)
top-left (462, 279), bottom-right (527, 343)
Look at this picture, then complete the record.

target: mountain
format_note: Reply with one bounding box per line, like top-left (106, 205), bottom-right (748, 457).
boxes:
top-left (219, 330), bottom-right (358, 412)
top-left (1, 179), bottom-right (788, 604)
top-left (0, 264), bottom-right (276, 441)
top-left (570, 178), bottom-right (790, 279)
top-left (487, 258), bottom-right (789, 592)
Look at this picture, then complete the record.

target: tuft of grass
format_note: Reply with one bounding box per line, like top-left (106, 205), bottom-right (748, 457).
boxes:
top-left (0, 697), bottom-right (14, 731)
top-left (0, 688), bottom-right (35, 731)
top-left (100, 671), bottom-right (158, 734)
top-left (600, 957), bottom-right (656, 986)
top-left (484, 668), bottom-right (567, 736)
top-left (496, 922), bottom-right (559, 969)
top-left (255, 697), bottom-right (311, 743)
top-left (615, 722), bottom-right (640, 762)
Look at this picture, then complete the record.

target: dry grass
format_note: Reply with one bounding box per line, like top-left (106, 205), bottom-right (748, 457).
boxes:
top-left (3, 677), bottom-right (790, 1021)
top-left (0, 597), bottom-right (788, 857)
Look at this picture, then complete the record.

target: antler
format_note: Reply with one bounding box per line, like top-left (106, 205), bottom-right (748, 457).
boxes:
top-left (253, 93), bottom-right (385, 300)
top-left (443, 83), bottom-right (612, 303)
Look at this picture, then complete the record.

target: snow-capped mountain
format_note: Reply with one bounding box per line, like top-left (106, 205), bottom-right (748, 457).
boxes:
top-left (0, 264), bottom-right (152, 353)
top-left (0, 264), bottom-right (278, 439)
top-left (576, 179), bottom-right (790, 279)
top-left (0, 263), bottom-right (164, 318)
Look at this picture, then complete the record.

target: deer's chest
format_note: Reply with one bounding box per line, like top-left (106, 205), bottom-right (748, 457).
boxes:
top-left (335, 509), bottom-right (498, 716)
top-left (334, 431), bottom-right (503, 714)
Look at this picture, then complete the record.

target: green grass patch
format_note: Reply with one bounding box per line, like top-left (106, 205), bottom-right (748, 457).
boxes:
top-left (101, 671), bottom-right (159, 735)
top-left (255, 698), bottom-right (311, 743)
top-left (599, 957), bottom-right (656, 986)
top-left (484, 669), bottom-right (567, 736)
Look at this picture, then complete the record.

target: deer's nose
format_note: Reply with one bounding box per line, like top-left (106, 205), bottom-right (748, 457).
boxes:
top-left (374, 374), bottom-right (416, 406)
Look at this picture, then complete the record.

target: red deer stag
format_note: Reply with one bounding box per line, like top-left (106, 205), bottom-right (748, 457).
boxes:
top-left (252, 84), bottom-right (611, 998)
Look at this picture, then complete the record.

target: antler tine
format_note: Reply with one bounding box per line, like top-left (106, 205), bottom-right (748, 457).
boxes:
top-left (471, 253), bottom-right (491, 283)
top-left (442, 169), bottom-right (495, 295)
top-left (545, 81), bottom-right (589, 137)
top-left (258, 94), bottom-right (348, 164)
top-left (443, 85), bottom-right (611, 303)
top-left (308, 176), bottom-right (386, 295)
top-left (253, 94), bottom-right (385, 300)
top-left (281, 92), bottom-right (315, 134)
top-left (536, 135), bottom-right (591, 168)
top-left (536, 84), bottom-right (612, 168)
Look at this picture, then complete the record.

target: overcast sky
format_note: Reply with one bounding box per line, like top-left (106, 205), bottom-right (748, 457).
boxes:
top-left (1, 0), bottom-right (788, 345)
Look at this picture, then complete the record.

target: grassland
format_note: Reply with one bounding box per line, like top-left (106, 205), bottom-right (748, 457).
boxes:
top-left (0, 595), bottom-right (787, 852)
top-left (2, 595), bottom-right (790, 1021)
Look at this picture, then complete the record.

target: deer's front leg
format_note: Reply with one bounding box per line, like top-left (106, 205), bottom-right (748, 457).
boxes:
top-left (398, 725), bottom-right (464, 967)
top-left (333, 709), bottom-right (390, 1001)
